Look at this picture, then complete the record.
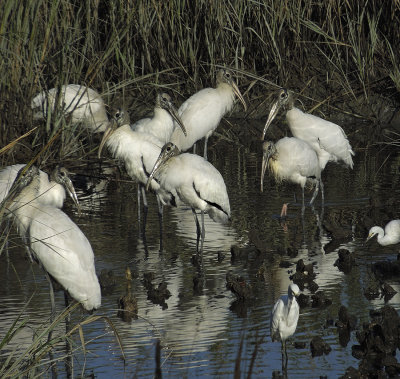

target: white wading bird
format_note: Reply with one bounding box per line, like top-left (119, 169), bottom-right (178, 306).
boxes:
top-left (261, 137), bottom-right (323, 214)
top-left (366, 220), bottom-right (400, 246)
top-left (262, 88), bottom-right (354, 171)
top-left (98, 109), bottom-right (186, 247)
top-left (146, 142), bottom-right (231, 253)
top-left (0, 164), bottom-right (79, 209)
top-left (131, 92), bottom-right (187, 144)
top-left (170, 68), bottom-right (247, 160)
top-left (271, 283), bottom-right (301, 368)
top-left (31, 84), bottom-right (109, 133)
top-left (3, 165), bottom-right (101, 313)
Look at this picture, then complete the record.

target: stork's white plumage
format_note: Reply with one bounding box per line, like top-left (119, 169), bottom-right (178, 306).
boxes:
top-left (146, 142), bottom-right (230, 252)
top-left (131, 92), bottom-right (187, 144)
top-left (170, 69), bottom-right (246, 159)
top-left (263, 88), bottom-right (354, 170)
top-left (261, 137), bottom-right (323, 211)
top-left (5, 166), bottom-right (101, 312)
top-left (31, 84), bottom-right (109, 133)
top-left (0, 164), bottom-right (79, 210)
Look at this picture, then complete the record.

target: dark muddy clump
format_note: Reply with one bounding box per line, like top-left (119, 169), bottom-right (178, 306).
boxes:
top-left (193, 272), bottom-right (206, 295)
top-left (337, 305), bottom-right (358, 330)
top-left (117, 292), bottom-right (138, 322)
top-left (381, 282), bottom-right (397, 301)
top-left (311, 291), bottom-right (332, 308)
top-left (372, 254), bottom-right (400, 280)
top-left (99, 269), bottom-right (116, 295)
top-left (294, 341), bottom-right (306, 349)
top-left (297, 293), bottom-right (310, 308)
top-left (310, 336), bottom-right (332, 357)
top-left (143, 272), bottom-right (171, 310)
top-left (226, 272), bottom-right (253, 301)
top-left (339, 366), bottom-right (360, 379)
top-left (351, 305), bottom-right (400, 376)
top-left (290, 259), bottom-right (319, 292)
top-left (117, 267), bottom-right (138, 322)
top-left (323, 215), bottom-right (353, 254)
top-left (230, 244), bottom-right (259, 264)
top-left (336, 305), bottom-right (357, 347)
top-left (334, 249), bottom-right (356, 274)
top-left (363, 280), bottom-right (381, 300)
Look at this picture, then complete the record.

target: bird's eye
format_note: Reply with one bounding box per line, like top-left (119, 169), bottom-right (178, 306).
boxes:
top-left (226, 72), bottom-right (231, 79)
top-left (115, 111), bottom-right (120, 118)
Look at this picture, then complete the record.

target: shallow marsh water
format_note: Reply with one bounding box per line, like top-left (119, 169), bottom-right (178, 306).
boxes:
top-left (1, 121), bottom-right (400, 378)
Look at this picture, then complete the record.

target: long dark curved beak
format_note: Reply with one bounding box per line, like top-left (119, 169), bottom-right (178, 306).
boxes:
top-left (167, 103), bottom-right (187, 137)
top-left (145, 153), bottom-right (166, 192)
top-left (232, 81), bottom-right (247, 111)
top-left (260, 149), bottom-right (272, 193)
top-left (262, 100), bottom-right (281, 140)
top-left (98, 119), bottom-right (116, 158)
top-left (63, 176), bottom-right (81, 214)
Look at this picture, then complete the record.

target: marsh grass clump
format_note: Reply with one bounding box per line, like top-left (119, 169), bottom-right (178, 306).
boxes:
top-left (0, 301), bottom-right (124, 378)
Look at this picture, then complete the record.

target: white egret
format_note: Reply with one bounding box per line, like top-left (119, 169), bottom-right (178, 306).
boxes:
top-left (366, 220), bottom-right (400, 246)
top-left (170, 68), bottom-right (247, 160)
top-left (261, 137), bottom-right (323, 214)
top-left (271, 283), bottom-right (301, 368)
top-left (131, 92), bottom-right (187, 144)
top-left (262, 88), bottom-right (354, 170)
top-left (0, 164), bottom-right (79, 209)
top-left (31, 84), bottom-right (109, 133)
top-left (146, 142), bottom-right (231, 252)
top-left (4, 165), bottom-right (101, 312)
top-left (98, 109), bottom-right (186, 248)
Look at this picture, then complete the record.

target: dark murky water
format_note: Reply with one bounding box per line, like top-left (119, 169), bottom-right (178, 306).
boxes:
top-left (1, 122), bottom-right (400, 378)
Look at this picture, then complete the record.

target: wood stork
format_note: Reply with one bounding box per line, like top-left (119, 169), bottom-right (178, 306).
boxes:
top-left (262, 88), bottom-right (354, 170)
top-left (98, 109), bottom-right (185, 248)
top-left (366, 220), bottom-right (400, 246)
top-left (0, 164), bottom-right (79, 210)
top-left (170, 69), bottom-right (247, 160)
top-left (271, 283), bottom-right (300, 369)
top-left (4, 165), bottom-right (101, 313)
top-left (261, 137), bottom-right (323, 214)
top-left (146, 142), bottom-right (230, 253)
top-left (131, 92), bottom-right (187, 144)
top-left (31, 84), bottom-right (109, 133)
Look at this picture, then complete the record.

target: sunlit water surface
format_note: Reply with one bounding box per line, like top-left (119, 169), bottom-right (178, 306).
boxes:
top-left (1, 122), bottom-right (400, 378)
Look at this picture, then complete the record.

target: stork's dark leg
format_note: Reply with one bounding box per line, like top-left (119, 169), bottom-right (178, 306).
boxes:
top-left (320, 179), bottom-right (325, 206)
top-left (156, 195), bottom-right (163, 252)
top-left (203, 137), bottom-right (208, 161)
top-left (192, 209), bottom-right (201, 252)
top-left (141, 185), bottom-right (148, 238)
top-left (310, 179), bottom-right (319, 205)
top-left (281, 340), bottom-right (288, 372)
top-left (45, 271), bottom-right (56, 320)
top-left (301, 187), bottom-right (305, 216)
top-left (199, 211), bottom-right (205, 253)
top-left (137, 184), bottom-right (141, 226)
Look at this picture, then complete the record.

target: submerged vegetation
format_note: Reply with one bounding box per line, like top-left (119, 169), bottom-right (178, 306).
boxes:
top-left (0, 0), bottom-right (399, 158)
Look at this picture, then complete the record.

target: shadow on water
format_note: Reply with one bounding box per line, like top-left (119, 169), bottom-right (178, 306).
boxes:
top-left (1, 120), bottom-right (400, 378)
